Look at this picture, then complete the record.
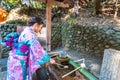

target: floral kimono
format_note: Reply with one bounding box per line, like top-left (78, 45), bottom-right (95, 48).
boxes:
top-left (3, 27), bottom-right (50, 80)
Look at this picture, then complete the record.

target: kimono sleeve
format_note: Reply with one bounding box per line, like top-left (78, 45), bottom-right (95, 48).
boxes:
top-left (29, 39), bottom-right (50, 65)
top-left (2, 32), bottom-right (20, 46)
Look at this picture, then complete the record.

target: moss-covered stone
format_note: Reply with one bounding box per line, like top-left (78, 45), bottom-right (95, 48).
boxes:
top-left (51, 20), bottom-right (120, 57)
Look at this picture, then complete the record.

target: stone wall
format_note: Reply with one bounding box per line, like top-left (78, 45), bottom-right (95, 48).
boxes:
top-left (61, 22), bottom-right (120, 57)
top-left (51, 23), bottom-right (62, 49)
top-left (1, 22), bottom-right (119, 57)
top-left (0, 24), bottom-right (17, 38)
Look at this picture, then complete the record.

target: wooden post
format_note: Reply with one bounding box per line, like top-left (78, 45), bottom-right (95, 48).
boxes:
top-left (93, 0), bottom-right (101, 15)
top-left (100, 49), bottom-right (120, 80)
top-left (46, 0), bottom-right (52, 51)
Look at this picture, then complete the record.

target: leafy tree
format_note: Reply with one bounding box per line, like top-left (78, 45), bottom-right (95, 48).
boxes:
top-left (1, 0), bottom-right (19, 11)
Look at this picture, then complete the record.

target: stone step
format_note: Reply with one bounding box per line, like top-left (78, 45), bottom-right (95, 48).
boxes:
top-left (0, 58), bottom-right (7, 72)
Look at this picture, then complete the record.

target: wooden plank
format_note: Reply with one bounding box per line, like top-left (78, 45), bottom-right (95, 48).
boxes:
top-left (37, 0), bottom-right (69, 7)
top-left (100, 49), bottom-right (120, 80)
top-left (46, 0), bottom-right (52, 51)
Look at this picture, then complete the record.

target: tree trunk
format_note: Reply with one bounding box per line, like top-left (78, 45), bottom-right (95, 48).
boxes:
top-left (100, 49), bottom-right (120, 80)
top-left (93, 0), bottom-right (101, 15)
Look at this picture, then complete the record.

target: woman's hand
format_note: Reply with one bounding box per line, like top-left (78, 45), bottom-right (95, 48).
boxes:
top-left (44, 62), bottom-right (50, 68)
top-left (50, 59), bottom-right (56, 64)
top-left (44, 59), bottom-right (56, 68)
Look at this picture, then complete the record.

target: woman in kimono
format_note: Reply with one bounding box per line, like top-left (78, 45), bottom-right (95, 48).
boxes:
top-left (4, 16), bottom-right (54, 80)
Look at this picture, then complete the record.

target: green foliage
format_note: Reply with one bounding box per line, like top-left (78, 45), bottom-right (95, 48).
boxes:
top-left (1, 0), bottom-right (46, 11)
top-left (6, 19), bottom-right (27, 26)
top-left (30, 1), bottom-right (45, 9)
top-left (1, 0), bottom-right (19, 11)
top-left (52, 5), bottom-right (58, 9)
top-left (86, 1), bottom-right (94, 8)
top-left (6, 0), bottom-right (19, 3)
top-left (69, 17), bottom-right (77, 25)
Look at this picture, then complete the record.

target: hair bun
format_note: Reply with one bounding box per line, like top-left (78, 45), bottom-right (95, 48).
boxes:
top-left (28, 16), bottom-right (43, 26)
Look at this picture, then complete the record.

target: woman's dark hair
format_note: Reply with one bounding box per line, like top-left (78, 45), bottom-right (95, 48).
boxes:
top-left (28, 16), bottom-right (44, 26)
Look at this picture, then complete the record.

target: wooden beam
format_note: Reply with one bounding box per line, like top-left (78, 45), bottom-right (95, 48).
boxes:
top-left (52, 0), bottom-right (69, 7)
top-left (46, 0), bottom-right (52, 51)
top-left (37, 0), bottom-right (69, 7)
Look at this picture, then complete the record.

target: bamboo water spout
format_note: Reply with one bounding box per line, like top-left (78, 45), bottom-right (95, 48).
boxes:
top-left (69, 60), bottom-right (98, 80)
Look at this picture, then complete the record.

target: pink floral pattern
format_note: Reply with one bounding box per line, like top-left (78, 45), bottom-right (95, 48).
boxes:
top-left (7, 27), bottom-right (50, 80)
